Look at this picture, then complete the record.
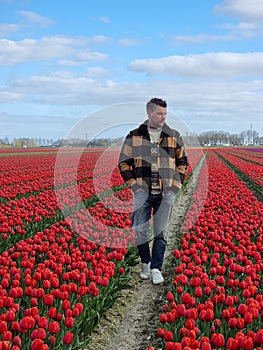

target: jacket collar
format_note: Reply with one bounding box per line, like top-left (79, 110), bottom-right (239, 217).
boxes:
top-left (138, 119), bottom-right (172, 136)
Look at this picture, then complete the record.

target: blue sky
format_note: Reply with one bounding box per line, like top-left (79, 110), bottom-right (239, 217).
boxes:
top-left (0, 0), bottom-right (263, 141)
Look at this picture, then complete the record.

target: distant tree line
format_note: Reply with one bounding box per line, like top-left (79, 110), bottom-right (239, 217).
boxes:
top-left (195, 129), bottom-right (262, 146)
top-left (0, 137), bottom-right (56, 148)
top-left (0, 128), bottom-right (262, 148)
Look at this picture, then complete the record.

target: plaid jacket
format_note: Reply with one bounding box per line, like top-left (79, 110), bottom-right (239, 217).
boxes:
top-left (118, 120), bottom-right (188, 194)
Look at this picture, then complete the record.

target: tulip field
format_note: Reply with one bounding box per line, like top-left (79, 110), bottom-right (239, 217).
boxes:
top-left (0, 146), bottom-right (262, 350)
top-left (147, 147), bottom-right (263, 350)
top-left (0, 147), bottom-right (141, 350)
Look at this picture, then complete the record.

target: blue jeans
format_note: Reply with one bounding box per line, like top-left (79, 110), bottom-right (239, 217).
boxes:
top-left (132, 190), bottom-right (176, 271)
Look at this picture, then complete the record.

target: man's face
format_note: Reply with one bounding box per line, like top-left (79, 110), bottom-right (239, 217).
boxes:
top-left (148, 105), bottom-right (167, 128)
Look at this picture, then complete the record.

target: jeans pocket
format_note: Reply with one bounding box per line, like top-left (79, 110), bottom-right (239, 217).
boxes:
top-left (163, 191), bottom-right (176, 205)
top-left (133, 189), bottom-right (148, 211)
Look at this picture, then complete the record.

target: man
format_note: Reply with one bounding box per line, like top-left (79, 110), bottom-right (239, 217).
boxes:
top-left (118, 98), bottom-right (188, 284)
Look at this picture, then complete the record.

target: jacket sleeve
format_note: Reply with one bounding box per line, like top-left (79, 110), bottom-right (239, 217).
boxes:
top-left (175, 135), bottom-right (189, 184)
top-left (118, 133), bottom-right (140, 192)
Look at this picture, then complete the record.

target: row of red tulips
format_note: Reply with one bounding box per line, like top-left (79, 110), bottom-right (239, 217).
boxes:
top-left (0, 147), bottom-right (205, 349)
top-left (0, 150), bottom-right (103, 199)
top-left (216, 149), bottom-right (263, 187)
top-left (0, 148), bottom-right (205, 248)
top-left (0, 149), bottom-right (131, 349)
top-left (147, 148), bottom-right (263, 350)
top-left (226, 149), bottom-right (263, 164)
top-left (0, 148), bottom-right (202, 200)
top-left (0, 219), bottom-right (136, 349)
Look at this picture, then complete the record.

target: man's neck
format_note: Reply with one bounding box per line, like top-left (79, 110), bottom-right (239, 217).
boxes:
top-left (148, 124), bottom-right (157, 129)
top-left (148, 124), bottom-right (162, 130)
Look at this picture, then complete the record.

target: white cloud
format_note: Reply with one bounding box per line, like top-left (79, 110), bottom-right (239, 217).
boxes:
top-left (1, 1), bottom-right (263, 139)
top-left (0, 10), bottom-right (54, 39)
top-left (167, 1), bottom-right (263, 48)
top-left (1, 67), bottom-right (262, 104)
top-left (118, 38), bottom-right (140, 47)
top-left (172, 14), bottom-right (263, 47)
top-left (128, 52), bottom-right (263, 78)
top-left (0, 91), bottom-right (23, 102)
top-left (1, 77), bottom-right (263, 137)
top-left (86, 35), bottom-right (112, 44)
top-left (0, 36), bottom-right (109, 66)
top-left (18, 10), bottom-right (54, 27)
top-left (57, 50), bottom-right (108, 66)
top-left (1, 72), bottom-right (263, 137)
top-left (0, 111), bottom-right (78, 139)
top-left (0, 37), bottom-right (72, 65)
top-left (84, 67), bottom-right (112, 78)
top-left (0, 23), bottom-right (19, 37)
top-left (214, 0), bottom-right (263, 21)
top-left (99, 16), bottom-right (110, 24)
top-left (172, 33), bottom-right (238, 45)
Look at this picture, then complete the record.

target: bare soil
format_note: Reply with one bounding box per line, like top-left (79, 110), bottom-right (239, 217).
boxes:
top-left (85, 164), bottom-right (201, 350)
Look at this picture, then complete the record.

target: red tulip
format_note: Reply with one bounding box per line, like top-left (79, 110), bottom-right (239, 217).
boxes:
top-left (61, 299), bottom-right (71, 311)
top-left (211, 333), bottom-right (225, 347)
top-left (163, 331), bottom-right (173, 342)
top-left (176, 304), bottom-right (186, 317)
top-left (5, 310), bottom-right (15, 322)
top-left (181, 293), bottom-right (195, 306)
top-left (43, 294), bottom-right (54, 306)
top-left (214, 318), bottom-right (221, 328)
top-left (178, 274), bottom-right (188, 285)
top-left (37, 317), bottom-right (48, 329)
top-left (63, 331), bottom-right (74, 344)
top-left (19, 316), bottom-right (35, 330)
top-left (185, 318), bottom-right (195, 330)
top-left (64, 316), bottom-right (74, 328)
top-left (237, 303), bottom-right (248, 315)
top-left (244, 312), bottom-right (253, 324)
top-left (48, 321), bottom-right (60, 334)
top-left (47, 307), bottom-right (57, 319)
top-left (157, 328), bottom-right (165, 337)
top-left (226, 337), bottom-right (238, 349)
top-left (244, 336), bottom-right (254, 350)
top-left (194, 286), bottom-right (202, 297)
top-left (200, 342), bottom-right (212, 350)
top-left (167, 291), bottom-right (175, 302)
top-left (165, 342), bottom-right (182, 349)
top-left (48, 336), bottom-right (56, 345)
top-left (30, 328), bottom-right (46, 340)
top-left (225, 295), bottom-right (235, 306)
top-left (255, 329), bottom-right (263, 344)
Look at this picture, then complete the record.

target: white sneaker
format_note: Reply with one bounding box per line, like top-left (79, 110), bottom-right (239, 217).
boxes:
top-left (151, 268), bottom-right (164, 285)
top-left (140, 262), bottom-right (151, 279)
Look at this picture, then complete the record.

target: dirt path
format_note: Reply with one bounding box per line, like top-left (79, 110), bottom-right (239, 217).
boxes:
top-left (85, 157), bottom-right (204, 350)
